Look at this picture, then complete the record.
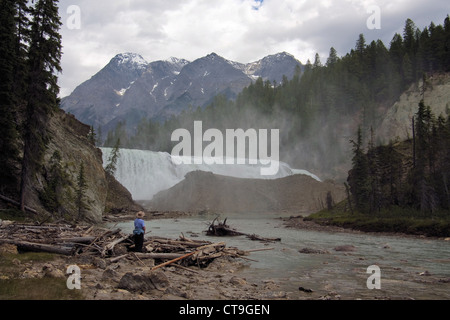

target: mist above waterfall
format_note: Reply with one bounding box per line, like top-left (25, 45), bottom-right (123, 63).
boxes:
top-left (101, 147), bottom-right (320, 201)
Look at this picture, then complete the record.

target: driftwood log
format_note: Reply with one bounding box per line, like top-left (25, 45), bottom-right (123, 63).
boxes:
top-left (0, 239), bottom-right (74, 255)
top-left (206, 217), bottom-right (281, 242)
top-left (0, 194), bottom-right (38, 215)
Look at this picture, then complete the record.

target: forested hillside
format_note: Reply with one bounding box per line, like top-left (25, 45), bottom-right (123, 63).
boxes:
top-left (0, 1), bottom-right (134, 221)
top-left (103, 16), bottom-right (450, 181)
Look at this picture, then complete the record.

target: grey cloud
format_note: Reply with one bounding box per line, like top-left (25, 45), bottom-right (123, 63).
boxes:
top-left (57, 0), bottom-right (449, 97)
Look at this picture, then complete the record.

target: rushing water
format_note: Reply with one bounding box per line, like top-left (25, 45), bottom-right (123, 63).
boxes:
top-left (111, 212), bottom-right (450, 300)
top-left (100, 147), bottom-right (320, 200)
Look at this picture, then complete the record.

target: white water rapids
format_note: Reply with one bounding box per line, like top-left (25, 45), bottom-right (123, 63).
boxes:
top-left (100, 147), bottom-right (321, 201)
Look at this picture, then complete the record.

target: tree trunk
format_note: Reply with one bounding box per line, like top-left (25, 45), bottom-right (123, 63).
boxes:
top-left (0, 239), bottom-right (73, 255)
top-left (19, 155), bottom-right (28, 213)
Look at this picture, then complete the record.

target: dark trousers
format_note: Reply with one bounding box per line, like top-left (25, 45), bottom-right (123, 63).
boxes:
top-left (134, 233), bottom-right (144, 252)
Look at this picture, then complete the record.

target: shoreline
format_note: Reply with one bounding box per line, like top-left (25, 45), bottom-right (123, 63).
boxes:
top-left (104, 210), bottom-right (449, 241)
top-left (2, 211), bottom-right (449, 300)
top-left (0, 216), bottom-right (307, 300)
top-left (281, 215), bottom-right (449, 241)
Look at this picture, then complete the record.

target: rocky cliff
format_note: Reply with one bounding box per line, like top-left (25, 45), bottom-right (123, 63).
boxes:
top-left (24, 109), bottom-right (140, 223)
top-left (377, 73), bottom-right (450, 143)
top-left (149, 171), bottom-right (346, 214)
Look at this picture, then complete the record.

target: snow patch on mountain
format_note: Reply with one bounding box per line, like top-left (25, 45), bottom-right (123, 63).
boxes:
top-left (113, 53), bottom-right (149, 70)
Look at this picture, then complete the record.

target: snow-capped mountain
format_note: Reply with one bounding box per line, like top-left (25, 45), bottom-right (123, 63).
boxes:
top-left (60, 52), bottom-right (303, 136)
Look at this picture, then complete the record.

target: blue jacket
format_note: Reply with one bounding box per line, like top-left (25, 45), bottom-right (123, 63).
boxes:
top-left (133, 218), bottom-right (145, 235)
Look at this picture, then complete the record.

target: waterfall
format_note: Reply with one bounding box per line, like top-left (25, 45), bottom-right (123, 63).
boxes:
top-left (101, 148), bottom-right (321, 200)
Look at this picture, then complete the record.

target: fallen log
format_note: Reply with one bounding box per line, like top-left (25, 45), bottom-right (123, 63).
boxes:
top-left (151, 242), bottom-right (226, 271)
top-left (109, 253), bottom-right (130, 263)
top-left (59, 236), bottom-right (96, 244)
top-left (206, 218), bottom-right (281, 242)
top-left (134, 252), bottom-right (185, 260)
top-left (206, 217), bottom-right (245, 236)
top-left (0, 239), bottom-right (73, 255)
top-left (151, 238), bottom-right (211, 248)
top-left (102, 235), bottom-right (130, 257)
top-left (0, 194), bottom-right (38, 215)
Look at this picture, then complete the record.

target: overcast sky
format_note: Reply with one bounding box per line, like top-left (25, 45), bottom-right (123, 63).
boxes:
top-left (57, 0), bottom-right (449, 97)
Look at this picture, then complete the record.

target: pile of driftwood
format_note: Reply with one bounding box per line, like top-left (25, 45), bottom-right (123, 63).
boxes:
top-left (0, 222), bottom-right (269, 270)
top-left (206, 217), bottom-right (281, 243)
top-left (0, 222), bottom-right (128, 257)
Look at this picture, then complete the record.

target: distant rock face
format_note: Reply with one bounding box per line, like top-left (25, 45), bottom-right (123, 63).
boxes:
top-left (60, 52), bottom-right (303, 136)
top-left (149, 170), bottom-right (345, 214)
top-left (26, 109), bottom-right (137, 223)
top-left (50, 111), bottom-right (109, 222)
top-left (377, 74), bottom-right (450, 144)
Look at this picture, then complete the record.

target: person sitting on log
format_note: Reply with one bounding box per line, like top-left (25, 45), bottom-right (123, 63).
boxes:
top-left (133, 211), bottom-right (146, 252)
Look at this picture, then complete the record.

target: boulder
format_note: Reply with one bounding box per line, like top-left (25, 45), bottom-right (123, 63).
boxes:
top-left (118, 270), bottom-right (170, 292)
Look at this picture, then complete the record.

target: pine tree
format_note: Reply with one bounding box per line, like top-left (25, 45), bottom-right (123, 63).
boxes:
top-left (402, 53), bottom-right (414, 83)
top-left (75, 162), bottom-right (88, 220)
top-left (313, 53), bottom-right (322, 68)
top-left (12, 0), bottom-right (31, 105)
top-left (348, 127), bottom-right (371, 212)
top-left (0, 0), bottom-right (21, 194)
top-left (444, 15), bottom-right (450, 72)
top-left (39, 150), bottom-right (68, 213)
top-left (105, 138), bottom-right (121, 177)
top-left (403, 19), bottom-right (417, 56)
top-left (356, 34), bottom-right (366, 55)
top-left (19, 0), bottom-right (62, 212)
top-left (412, 100), bottom-right (438, 212)
top-left (326, 47), bottom-right (338, 66)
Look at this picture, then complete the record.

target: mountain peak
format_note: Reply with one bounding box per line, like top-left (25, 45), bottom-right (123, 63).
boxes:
top-left (262, 51), bottom-right (296, 62)
top-left (110, 52), bottom-right (148, 70)
top-left (61, 51), bottom-right (303, 135)
top-left (165, 56), bottom-right (190, 67)
top-left (205, 52), bottom-right (224, 60)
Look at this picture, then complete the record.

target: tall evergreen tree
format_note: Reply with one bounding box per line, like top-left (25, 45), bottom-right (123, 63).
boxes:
top-left (444, 15), bottom-right (450, 72)
top-left (356, 33), bottom-right (367, 56)
top-left (75, 162), bottom-right (88, 220)
top-left (105, 138), bottom-right (121, 177)
top-left (12, 0), bottom-right (31, 106)
top-left (348, 127), bottom-right (370, 211)
top-left (313, 53), bottom-right (322, 68)
top-left (403, 18), bottom-right (418, 56)
top-left (0, 0), bottom-right (21, 193)
top-left (19, 0), bottom-right (62, 212)
top-left (326, 47), bottom-right (338, 66)
top-left (412, 100), bottom-right (438, 212)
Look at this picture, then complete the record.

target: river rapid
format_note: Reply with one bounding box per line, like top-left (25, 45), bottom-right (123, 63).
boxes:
top-left (111, 212), bottom-right (450, 300)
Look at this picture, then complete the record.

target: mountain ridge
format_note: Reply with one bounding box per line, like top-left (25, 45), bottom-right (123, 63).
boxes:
top-left (60, 51), bottom-right (303, 137)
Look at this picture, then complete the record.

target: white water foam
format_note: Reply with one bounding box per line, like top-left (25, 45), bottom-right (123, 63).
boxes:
top-left (101, 148), bottom-right (321, 200)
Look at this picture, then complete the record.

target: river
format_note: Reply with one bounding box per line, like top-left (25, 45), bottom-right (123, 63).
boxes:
top-left (110, 211), bottom-right (450, 300)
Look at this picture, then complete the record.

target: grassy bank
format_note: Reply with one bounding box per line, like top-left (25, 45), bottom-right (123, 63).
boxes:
top-left (306, 201), bottom-right (450, 237)
top-left (0, 252), bottom-right (84, 300)
top-left (0, 210), bottom-right (84, 300)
